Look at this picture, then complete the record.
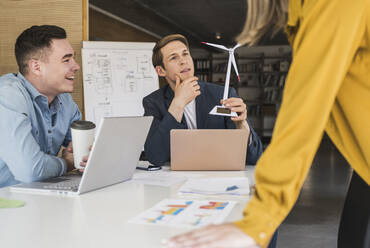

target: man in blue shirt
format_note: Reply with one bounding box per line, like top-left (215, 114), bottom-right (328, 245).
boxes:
top-left (0, 25), bottom-right (81, 187)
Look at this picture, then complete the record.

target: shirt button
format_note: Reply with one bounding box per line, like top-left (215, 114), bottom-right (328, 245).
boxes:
top-left (48, 130), bottom-right (52, 134)
top-left (259, 232), bottom-right (266, 239)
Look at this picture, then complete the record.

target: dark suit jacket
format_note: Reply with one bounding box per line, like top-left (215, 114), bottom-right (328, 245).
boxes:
top-left (143, 81), bottom-right (263, 166)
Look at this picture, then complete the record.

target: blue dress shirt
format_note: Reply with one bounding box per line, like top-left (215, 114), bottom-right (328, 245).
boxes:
top-left (0, 73), bottom-right (81, 187)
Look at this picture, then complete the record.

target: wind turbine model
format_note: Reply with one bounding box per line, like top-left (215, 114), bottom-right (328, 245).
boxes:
top-left (202, 42), bottom-right (241, 117)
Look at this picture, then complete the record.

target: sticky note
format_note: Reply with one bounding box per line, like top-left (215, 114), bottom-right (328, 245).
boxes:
top-left (0, 197), bottom-right (25, 208)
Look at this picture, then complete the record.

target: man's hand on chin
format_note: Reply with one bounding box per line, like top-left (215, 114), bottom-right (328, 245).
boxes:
top-left (168, 75), bottom-right (200, 122)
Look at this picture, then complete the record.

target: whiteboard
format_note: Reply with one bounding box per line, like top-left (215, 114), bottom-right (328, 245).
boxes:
top-left (82, 41), bottom-right (159, 128)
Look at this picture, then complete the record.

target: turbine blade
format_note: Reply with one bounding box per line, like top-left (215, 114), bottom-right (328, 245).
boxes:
top-left (233, 43), bottom-right (242, 50)
top-left (231, 54), bottom-right (240, 82)
top-left (202, 42), bottom-right (228, 50)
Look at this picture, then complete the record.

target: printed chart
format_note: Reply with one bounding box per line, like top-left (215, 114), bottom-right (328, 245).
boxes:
top-left (129, 199), bottom-right (236, 228)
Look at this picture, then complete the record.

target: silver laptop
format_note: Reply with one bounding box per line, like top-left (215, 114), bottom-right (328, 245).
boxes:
top-left (10, 116), bottom-right (153, 196)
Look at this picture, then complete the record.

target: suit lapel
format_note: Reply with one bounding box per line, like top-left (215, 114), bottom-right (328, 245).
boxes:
top-left (164, 85), bottom-right (173, 110)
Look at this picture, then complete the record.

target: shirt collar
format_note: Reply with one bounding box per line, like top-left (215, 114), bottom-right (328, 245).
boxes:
top-left (287, 0), bottom-right (303, 27)
top-left (49, 96), bottom-right (61, 114)
top-left (284, 0), bottom-right (302, 46)
top-left (17, 72), bottom-right (62, 111)
top-left (164, 84), bottom-right (174, 100)
top-left (17, 72), bottom-right (42, 101)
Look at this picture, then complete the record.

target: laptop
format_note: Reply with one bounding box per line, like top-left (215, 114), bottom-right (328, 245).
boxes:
top-left (170, 129), bottom-right (248, 171)
top-left (10, 116), bottom-right (153, 196)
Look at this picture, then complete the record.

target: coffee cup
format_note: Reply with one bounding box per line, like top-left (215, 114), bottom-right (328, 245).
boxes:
top-left (70, 120), bottom-right (96, 169)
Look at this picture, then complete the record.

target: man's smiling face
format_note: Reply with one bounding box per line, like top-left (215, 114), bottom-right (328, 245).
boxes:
top-left (38, 38), bottom-right (80, 97)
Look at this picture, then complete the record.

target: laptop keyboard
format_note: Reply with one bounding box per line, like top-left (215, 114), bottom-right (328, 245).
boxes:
top-left (43, 178), bottom-right (81, 191)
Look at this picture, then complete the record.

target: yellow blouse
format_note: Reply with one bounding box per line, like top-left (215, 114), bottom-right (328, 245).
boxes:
top-left (234, 0), bottom-right (370, 246)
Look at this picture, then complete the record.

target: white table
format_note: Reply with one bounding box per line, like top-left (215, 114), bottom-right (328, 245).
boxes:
top-left (0, 167), bottom-right (255, 248)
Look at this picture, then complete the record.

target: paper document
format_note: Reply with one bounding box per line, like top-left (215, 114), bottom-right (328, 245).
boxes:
top-left (132, 172), bottom-right (187, 187)
top-left (129, 199), bottom-right (236, 228)
top-left (178, 177), bottom-right (250, 196)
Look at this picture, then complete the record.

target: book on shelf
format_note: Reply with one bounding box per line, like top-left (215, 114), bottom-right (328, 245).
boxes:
top-left (214, 62), bottom-right (227, 73)
top-left (280, 60), bottom-right (290, 72)
top-left (195, 59), bottom-right (211, 72)
top-left (239, 62), bottom-right (260, 73)
top-left (196, 73), bottom-right (211, 82)
top-left (278, 74), bottom-right (286, 87)
top-left (262, 104), bottom-right (276, 116)
top-left (263, 74), bottom-right (283, 87)
top-left (264, 88), bottom-right (280, 102)
top-left (263, 63), bottom-right (274, 72)
top-left (247, 104), bottom-right (262, 116)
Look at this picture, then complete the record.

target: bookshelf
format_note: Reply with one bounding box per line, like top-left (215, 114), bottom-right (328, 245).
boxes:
top-left (194, 46), bottom-right (291, 145)
top-left (194, 58), bottom-right (212, 82)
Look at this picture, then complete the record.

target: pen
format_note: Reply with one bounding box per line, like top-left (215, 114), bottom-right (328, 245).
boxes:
top-left (226, 185), bottom-right (239, 191)
top-left (136, 165), bottom-right (162, 171)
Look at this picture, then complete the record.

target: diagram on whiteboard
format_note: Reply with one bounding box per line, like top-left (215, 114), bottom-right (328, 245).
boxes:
top-left (85, 54), bottom-right (114, 96)
top-left (137, 55), bottom-right (153, 78)
top-left (124, 73), bottom-right (138, 93)
top-left (82, 42), bottom-right (158, 128)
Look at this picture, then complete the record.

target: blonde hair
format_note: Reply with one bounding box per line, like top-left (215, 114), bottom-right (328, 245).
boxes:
top-left (236, 0), bottom-right (289, 46)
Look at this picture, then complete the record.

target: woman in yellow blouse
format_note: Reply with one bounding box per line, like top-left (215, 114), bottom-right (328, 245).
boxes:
top-left (166, 0), bottom-right (370, 247)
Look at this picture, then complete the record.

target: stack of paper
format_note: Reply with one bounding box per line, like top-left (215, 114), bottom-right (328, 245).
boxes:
top-left (178, 177), bottom-right (250, 196)
top-left (132, 172), bottom-right (187, 187)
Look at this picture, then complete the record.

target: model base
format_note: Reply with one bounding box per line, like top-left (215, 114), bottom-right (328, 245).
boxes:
top-left (209, 105), bottom-right (238, 117)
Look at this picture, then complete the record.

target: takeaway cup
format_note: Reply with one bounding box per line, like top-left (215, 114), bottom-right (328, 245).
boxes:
top-left (70, 120), bottom-right (96, 169)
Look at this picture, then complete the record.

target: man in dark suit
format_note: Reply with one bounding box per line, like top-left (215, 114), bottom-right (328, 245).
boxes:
top-left (143, 34), bottom-right (263, 167)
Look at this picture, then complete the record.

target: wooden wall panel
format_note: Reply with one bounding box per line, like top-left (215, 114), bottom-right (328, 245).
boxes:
top-left (0, 0), bottom-right (86, 116)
